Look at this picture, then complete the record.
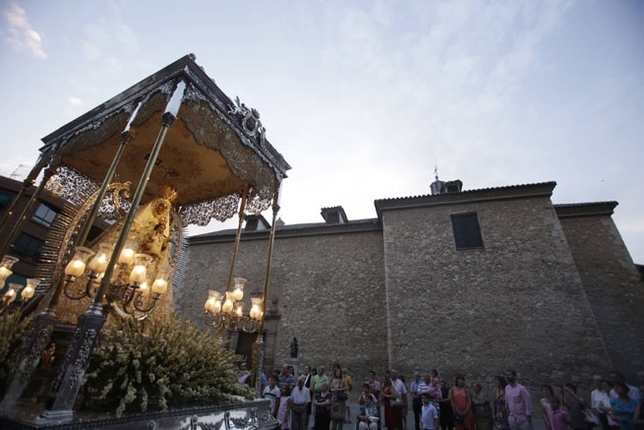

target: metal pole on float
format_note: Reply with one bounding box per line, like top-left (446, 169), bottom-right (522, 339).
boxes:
top-left (253, 183), bottom-right (281, 393)
top-left (46, 103), bottom-right (142, 315)
top-left (218, 184), bottom-right (249, 341)
top-left (75, 102), bottom-right (142, 249)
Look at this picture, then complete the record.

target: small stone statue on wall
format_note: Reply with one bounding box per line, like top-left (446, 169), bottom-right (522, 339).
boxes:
top-left (290, 337), bottom-right (298, 358)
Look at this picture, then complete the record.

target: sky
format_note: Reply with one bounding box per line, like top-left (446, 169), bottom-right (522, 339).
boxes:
top-left (0, 0), bottom-right (642, 263)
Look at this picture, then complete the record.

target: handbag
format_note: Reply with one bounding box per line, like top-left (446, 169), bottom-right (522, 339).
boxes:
top-left (335, 379), bottom-right (348, 401)
top-left (390, 397), bottom-right (403, 408)
top-left (454, 413), bottom-right (465, 423)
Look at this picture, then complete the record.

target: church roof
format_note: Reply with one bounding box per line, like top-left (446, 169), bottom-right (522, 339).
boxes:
top-left (374, 181), bottom-right (557, 218)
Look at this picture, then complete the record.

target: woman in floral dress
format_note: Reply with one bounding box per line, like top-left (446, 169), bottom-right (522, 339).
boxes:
top-left (330, 368), bottom-right (347, 430)
top-left (472, 382), bottom-right (493, 430)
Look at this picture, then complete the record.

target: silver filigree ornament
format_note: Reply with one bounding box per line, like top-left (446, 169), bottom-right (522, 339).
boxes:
top-left (228, 96), bottom-right (267, 142)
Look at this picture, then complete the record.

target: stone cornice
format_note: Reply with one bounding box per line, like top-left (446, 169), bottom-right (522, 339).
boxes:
top-left (374, 181), bottom-right (557, 220)
top-left (189, 218), bottom-right (381, 245)
top-left (554, 201), bottom-right (618, 218)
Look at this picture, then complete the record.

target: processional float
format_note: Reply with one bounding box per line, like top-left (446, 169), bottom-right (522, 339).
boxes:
top-left (0, 54), bottom-right (290, 423)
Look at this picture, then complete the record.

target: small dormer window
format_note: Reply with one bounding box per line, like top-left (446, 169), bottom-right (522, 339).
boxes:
top-left (320, 206), bottom-right (348, 224)
top-left (245, 214), bottom-right (270, 231)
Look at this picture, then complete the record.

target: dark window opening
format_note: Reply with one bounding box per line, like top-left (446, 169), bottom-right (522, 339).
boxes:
top-left (451, 213), bottom-right (484, 250)
top-left (0, 192), bottom-right (14, 209)
top-left (32, 202), bottom-right (58, 228)
top-left (245, 218), bottom-right (259, 231)
top-left (11, 233), bottom-right (44, 262)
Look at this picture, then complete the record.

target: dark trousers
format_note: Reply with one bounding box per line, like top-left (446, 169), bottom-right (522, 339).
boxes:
top-left (292, 407), bottom-right (308, 430)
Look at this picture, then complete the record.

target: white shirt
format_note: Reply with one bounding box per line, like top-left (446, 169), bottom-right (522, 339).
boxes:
top-left (591, 389), bottom-right (617, 426)
top-left (263, 385), bottom-right (281, 411)
top-left (392, 378), bottom-right (407, 397)
top-left (609, 384), bottom-right (641, 401)
top-left (292, 386), bottom-right (311, 405)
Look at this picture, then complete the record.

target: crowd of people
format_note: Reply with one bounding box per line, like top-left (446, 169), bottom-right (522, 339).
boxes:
top-left (257, 365), bottom-right (644, 430)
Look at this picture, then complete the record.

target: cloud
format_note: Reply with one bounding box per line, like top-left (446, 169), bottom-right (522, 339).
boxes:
top-left (67, 96), bottom-right (83, 107)
top-left (81, 4), bottom-right (139, 69)
top-left (1, 1), bottom-right (47, 59)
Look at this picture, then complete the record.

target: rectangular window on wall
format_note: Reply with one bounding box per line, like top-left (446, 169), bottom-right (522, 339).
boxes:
top-left (32, 202), bottom-right (58, 227)
top-left (451, 212), bottom-right (484, 250)
top-left (0, 192), bottom-right (14, 209)
top-left (11, 233), bottom-right (44, 262)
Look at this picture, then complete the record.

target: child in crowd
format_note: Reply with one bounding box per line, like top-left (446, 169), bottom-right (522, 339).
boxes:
top-left (547, 397), bottom-right (571, 430)
top-left (277, 385), bottom-right (292, 430)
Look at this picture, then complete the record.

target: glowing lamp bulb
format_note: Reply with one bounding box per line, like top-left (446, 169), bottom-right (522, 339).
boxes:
top-left (21, 285), bottom-right (35, 300)
top-left (139, 282), bottom-right (150, 297)
top-left (129, 254), bottom-right (152, 284)
top-left (88, 243), bottom-right (113, 274)
top-left (151, 279), bottom-right (168, 295)
top-left (64, 247), bottom-right (94, 277)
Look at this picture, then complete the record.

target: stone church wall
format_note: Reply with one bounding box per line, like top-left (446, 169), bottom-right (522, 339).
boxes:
top-left (558, 210), bottom-right (644, 380)
top-left (177, 224), bottom-right (389, 380)
top-left (177, 186), bottom-right (640, 397)
top-left (380, 196), bottom-right (611, 393)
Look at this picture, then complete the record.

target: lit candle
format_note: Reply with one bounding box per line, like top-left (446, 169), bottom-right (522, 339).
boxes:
top-left (129, 254), bottom-right (152, 284)
top-left (4, 284), bottom-right (19, 304)
top-left (222, 297), bottom-right (234, 314)
top-left (129, 266), bottom-right (146, 284)
top-left (63, 247), bottom-right (94, 278)
top-left (139, 282), bottom-right (150, 297)
top-left (88, 255), bottom-right (108, 273)
top-left (88, 243), bottom-right (113, 273)
top-left (0, 266), bottom-right (12, 284)
top-left (119, 235), bottom-right (140, 265)
top-left (151, 279), bottom-right (167, 295)
top-left (232, 277), bottom-right (246, 301)
top-left (119, 248), bottom-right (135, 265)
top-left (21, 285), bottom-right (35, 300)
top-left (250, 297), bottom-right (263, 320)
top-left (64, 259), bottom-right (86, 277)
top-left (235, 303), bottom-right (243, 317)
top-left (0, 255), bottom-right (19, 281)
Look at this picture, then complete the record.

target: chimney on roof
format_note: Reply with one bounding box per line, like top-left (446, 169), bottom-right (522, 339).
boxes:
top-left (245, 214), bottom-right (271, 231)
top-left (441, 180), bottom-right (463, 193)
top-left (430, 167), bottom-right (463, 195)
top-left (320, 206), bottom-right (348, 224)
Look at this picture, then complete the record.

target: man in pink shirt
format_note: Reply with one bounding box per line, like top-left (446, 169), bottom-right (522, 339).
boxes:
top-left (504, 369), bottom-right (533, 430)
